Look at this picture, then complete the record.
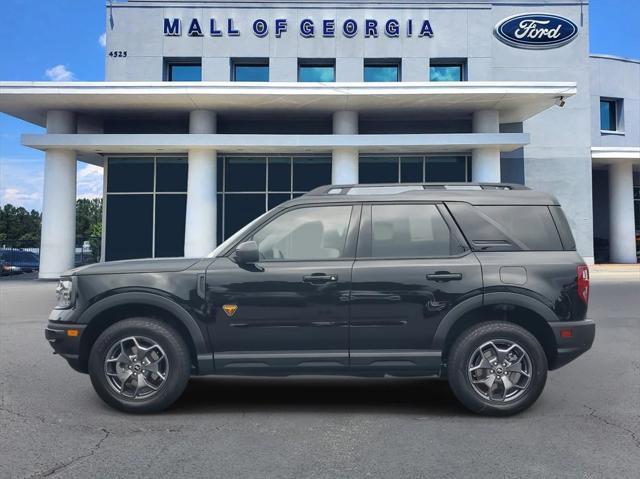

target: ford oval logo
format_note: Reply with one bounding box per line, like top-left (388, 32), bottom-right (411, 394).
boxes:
top-left (494, 13), bottom-right (578, 49)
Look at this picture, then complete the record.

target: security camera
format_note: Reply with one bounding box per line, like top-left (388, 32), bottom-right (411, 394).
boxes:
top-left (555, 96), bottom-right (566, 108)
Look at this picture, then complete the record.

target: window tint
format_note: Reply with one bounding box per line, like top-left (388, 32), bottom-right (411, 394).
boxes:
top-left (549, 206), bottom-right (576, 250)
top-left (298, 61), bottom-right (335, 82)
top-left (252, 206), bottom-right (352, 260)
top-left (156, 157), bottom-right (188, 192)
top-left (233, 61), bottom-right (269, 81)
top-left (166, 62), bottom-right (202, 81)
top-left (370, 204), bottom-right (461, 258)
top-left (106, 195), bottom-right (153, 261)
top-left (600, 99), bottom-right (618, 131)
top-left (107, 158), bottom-right (154, 193)
top-left (430, 64), bottom-right (464, 81)
top-left (364, 63), bottom-right (400, 82)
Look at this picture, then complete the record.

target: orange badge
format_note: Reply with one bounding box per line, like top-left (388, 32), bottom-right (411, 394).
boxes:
top-left (222, 304), bottom-right (238, 317)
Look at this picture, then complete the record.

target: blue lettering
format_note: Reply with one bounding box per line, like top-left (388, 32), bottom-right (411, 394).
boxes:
top-left (342, 19), bottom-right (357, 38)
top-left (275, 18), bottom-right (287, 38)
top-left (253, 19), bottom-right (268, 37)
top-left (385, 19), bottom-right (399, 37)
top-left (210, 18), bottom-right (222, 37)
top-left (228, 18), bottom-right (240, 36)
top-left (300, 19), bottom-right (315, 38)
top-left (164, 18), bottom-right (181, 36)
top-left (407, 19), bottom-right (413, 37)
top-left (365, 19), bottom-right (378, 38)
top-left (323, 19), bottom-right (335, 37)
top-left (419, 20), bottom-right (434, 38)
top-left (188, 18), bottom-right (203, 37)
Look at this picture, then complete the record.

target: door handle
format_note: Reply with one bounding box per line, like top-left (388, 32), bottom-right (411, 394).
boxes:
top-left (426, 272), bottom-right (463, 282)
top-left (303, 274), bottom-right (338, 284)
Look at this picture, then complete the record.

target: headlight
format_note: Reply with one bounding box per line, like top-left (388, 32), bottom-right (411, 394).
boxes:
top-left (55, 279), bottom-right (74, 309)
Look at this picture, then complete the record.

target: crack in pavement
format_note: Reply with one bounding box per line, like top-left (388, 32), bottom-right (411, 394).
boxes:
top-left (24, 428), bottom-right (111, 479)
top-left (583, 404), bottom-right (640, 449)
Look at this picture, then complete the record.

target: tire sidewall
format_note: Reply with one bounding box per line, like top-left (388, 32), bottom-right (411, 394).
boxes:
top-left (88, 318), bottom-right (191, 413)
top-left (448, 322), bottom-right (548, 416)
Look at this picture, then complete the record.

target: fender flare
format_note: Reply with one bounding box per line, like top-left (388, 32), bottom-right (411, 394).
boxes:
top-left (431, 292), bottom-right (558, 350)
top-left (78, 291), bottom-right (210, 357)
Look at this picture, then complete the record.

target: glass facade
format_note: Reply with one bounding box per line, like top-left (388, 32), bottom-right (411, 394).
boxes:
top-left (600, 99), bottom-right (618, 131)
top-left (106, 157), bottom-right (188, 261)
top-left (233, 61), bottom-right (269, 81)
top-left (364, 63), bottom-right (400, 82)
top-left (298, 61), bottom-right (335, 82)
top-left (430, 64), bottom-right (464, 81)
top-left (166, 62), bottom-right (202, 81)
top-left (359, 155), bottom-right (471, 184)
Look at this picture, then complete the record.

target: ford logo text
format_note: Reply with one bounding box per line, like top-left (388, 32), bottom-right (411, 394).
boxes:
top-left (494, 13), bottom-right (578, 49)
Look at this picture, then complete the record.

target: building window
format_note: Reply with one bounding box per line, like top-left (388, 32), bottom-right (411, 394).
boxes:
top-left (600, 98), bottom-right (623, 132)
top-left (634, 186), bottom-right (640, 233)
top-left (217, 155), bottom-right (332, 242)
top-left (106, 157), bottom-right (188, 261)
top-left (232, 59), bottom-right (269, 81)
top-left (298, 59), bottom-right (335, 82)
top-left (165, 59), bottom-right (202, 81)
top-left (429, 59), bottom-right (466, 81)
top-left (364, 59), bottom-right (401, 82)
top-left (359, 155), bottom-right (471, 184)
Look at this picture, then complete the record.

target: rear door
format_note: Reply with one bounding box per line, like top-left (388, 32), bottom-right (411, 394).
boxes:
top-left (349, 202), bottom-right (483, 373)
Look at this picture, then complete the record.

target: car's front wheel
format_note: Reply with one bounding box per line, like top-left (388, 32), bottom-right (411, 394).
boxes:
top-left (88, 318), bottom-right (191, 413)
top-left (447, 321), bottom-right (548, 416)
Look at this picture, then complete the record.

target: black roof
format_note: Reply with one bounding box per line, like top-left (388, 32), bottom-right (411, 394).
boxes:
top-left (293, 183), bottom-right (559, 206)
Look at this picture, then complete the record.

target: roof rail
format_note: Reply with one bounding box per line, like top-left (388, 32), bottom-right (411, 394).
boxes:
top-left (305, 182), bottom-right (530, 196)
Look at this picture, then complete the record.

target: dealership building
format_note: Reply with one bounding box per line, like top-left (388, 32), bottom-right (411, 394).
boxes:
top-left (0, 0), bottom-right (638, 278)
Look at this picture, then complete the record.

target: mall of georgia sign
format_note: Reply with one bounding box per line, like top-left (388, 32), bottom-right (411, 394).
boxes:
top-left (494, 13), bottom-right (578, 49)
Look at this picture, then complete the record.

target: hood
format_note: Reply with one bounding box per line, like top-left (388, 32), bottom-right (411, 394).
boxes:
top-left (66, 257), bottom-right (200, 276)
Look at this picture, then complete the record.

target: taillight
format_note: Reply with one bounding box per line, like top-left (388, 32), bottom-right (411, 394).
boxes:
top-left (577, 265), bottom-right (589, 304)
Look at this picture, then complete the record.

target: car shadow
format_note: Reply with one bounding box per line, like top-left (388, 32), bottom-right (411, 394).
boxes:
top-left (168, 376), bottom-right (467, 417)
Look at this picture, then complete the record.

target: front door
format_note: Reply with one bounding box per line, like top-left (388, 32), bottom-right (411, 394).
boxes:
top-left (349, 202), bottom-right (483, 373)
top-left (206, 203), bottom-right (360, 372)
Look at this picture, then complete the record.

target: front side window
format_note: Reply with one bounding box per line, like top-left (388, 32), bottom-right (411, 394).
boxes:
top-left (600, 98), bottom-right (620, 131)
top-left (364, 61), bottom-right (400, 82)
top-left (166, 60), bottom-right (202, 81)
top-left (252, 206), bottom-right (352, 260)
top-left (429, 60), bottom-right (465, 81)
top-left (370, 204), bottom-right (460, 258)
top-left (232, 60), bottom-right (269, 81)
top-left (298, 60), bottom-right (335, 82)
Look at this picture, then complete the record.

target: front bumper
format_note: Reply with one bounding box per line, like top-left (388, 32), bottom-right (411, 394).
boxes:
top-left (45, 322), bottom-right (87, 372)
top-left (549, 319), bottom-right (596, 370)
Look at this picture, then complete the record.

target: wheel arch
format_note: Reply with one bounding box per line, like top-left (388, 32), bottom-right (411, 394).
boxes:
top-left (77, 292), bottom-right (212, 374)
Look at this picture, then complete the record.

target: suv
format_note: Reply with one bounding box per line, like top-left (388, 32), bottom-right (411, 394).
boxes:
top-left (45, 183), bottom-right (595, 416)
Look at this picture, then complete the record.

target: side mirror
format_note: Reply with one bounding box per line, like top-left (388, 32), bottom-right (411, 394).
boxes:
top-left (235, 241), bottom-right (260, 264)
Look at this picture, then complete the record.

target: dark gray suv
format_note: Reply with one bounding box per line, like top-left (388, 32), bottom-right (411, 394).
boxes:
top-left (45, 183), bottom-right (595, 416)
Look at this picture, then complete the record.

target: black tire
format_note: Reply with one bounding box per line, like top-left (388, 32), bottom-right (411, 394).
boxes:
top-left (88, 317), bottom-right (191, 413)
top-left (447, 321), bottom-right (548, 416)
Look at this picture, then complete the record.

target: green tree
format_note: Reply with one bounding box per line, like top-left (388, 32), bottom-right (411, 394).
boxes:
top-left (75, 198), bottom-right (103, 239)
top-left (0, 204), bottom-right (41, 243)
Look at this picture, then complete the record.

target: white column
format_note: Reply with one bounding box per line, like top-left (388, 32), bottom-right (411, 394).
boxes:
top-left (608, 161), bottom-right (637, 263)
top-left (39, 111), bottom-right (77, 279)
top-left (472, 110), bottom-right (501, 183)
top-left (184, 110), bottom-right (217, 258)
top-left (332, 111), bottom-right (359, 184)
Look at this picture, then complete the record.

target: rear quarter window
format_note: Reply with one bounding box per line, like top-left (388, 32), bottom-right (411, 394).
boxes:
top-left (447, 203), bottom-right (563, 251)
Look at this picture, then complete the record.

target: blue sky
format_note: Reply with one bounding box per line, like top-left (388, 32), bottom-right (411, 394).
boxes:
top-left (1, 0), bottom-right (639, 211)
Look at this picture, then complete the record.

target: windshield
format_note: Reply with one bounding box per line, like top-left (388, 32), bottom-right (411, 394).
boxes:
top-left (207, 210), bottom-right (271, 258)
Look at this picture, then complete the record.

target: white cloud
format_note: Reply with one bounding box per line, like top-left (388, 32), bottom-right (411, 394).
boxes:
top-left (77, 163), bottom-right (103, 200)
top-left (45, 64), bottom-right (75, 82)
top-left (1, 188), bottom-right (41, 205)
top-left (98, 32), bottom-right (107, 48)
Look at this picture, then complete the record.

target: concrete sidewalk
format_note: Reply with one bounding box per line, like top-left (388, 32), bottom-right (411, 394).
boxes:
top-left (589, 263), bottom-right (640, 280)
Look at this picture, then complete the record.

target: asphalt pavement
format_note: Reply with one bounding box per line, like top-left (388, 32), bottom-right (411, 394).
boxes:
top-left (0, 275), bottom-right (639, 478)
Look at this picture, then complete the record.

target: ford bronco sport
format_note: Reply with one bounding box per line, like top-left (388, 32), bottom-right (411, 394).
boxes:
top-left (46, 183), bottom-right (595, 415)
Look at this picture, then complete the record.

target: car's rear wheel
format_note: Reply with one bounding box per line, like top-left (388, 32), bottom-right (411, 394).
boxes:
top-left (88, 318), bottom-right (191, 413)
top-left (447, 321), bottom-right (548, 416)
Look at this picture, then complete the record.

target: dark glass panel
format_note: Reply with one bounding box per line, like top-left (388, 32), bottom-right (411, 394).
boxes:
top-left (426, 156), bottom-right (467, 182)
top-left (430, 65), bottom-right (462, 81)
top-left (217, 193), bottom-right (224, 243)
top-left (268, 193), bottom-right (291, 210)
top-left (364, 65), bottom-right (399, 82)
top-left (268, 157), bottom-right (291, 191)
top-left (155, 194), bottom-right (187, 257)
top-left (225, 157), bottom-right (266, 192)
top-left (224, 194), bottom-right (266, 238)
top-left (156, 157), bottom-right (188, 192)
top-left (292, 157), bottom-right (331, 191)
top-left (107, 158), bottom-right (154, 193)
top-left (359, 157), bottom-right (399, 184)
top-left (234, 64), bottom-right (269, 81)
top-left (600, 100), bottom-right (617, 131)
top-left (168, 64), bottom-right (202, 81)
top-left (400, 157), bottom-right (423, 183)
top-left (106, 195), bottom-right (153, 261)
top-left (217, 157), bottom-right (224, 191)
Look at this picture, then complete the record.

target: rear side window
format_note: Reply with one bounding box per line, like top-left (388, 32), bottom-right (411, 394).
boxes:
top-left (447, 203), bottom-right (563, 251)
top-left (549, 206), bottom-right (576, 250)
top-left (368, 204), bottom-right (465, 258)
